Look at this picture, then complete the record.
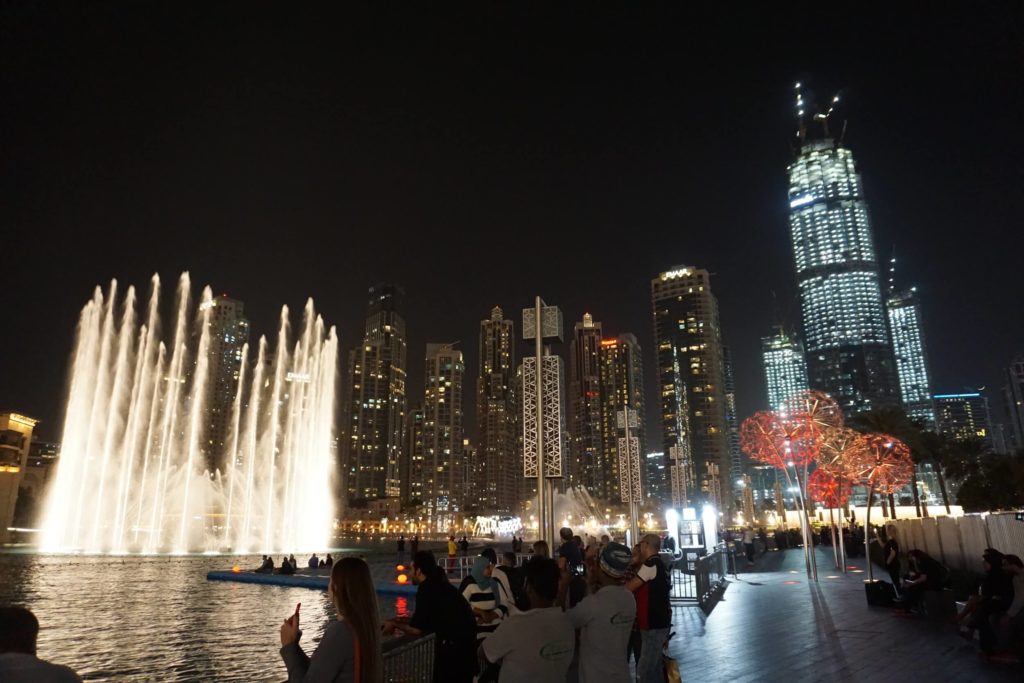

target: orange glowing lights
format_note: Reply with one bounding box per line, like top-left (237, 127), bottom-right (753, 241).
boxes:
top-left (397, 574), bottom-right (409, 584)
top-left (396, 564), bottom-right (406, 571)
top-left (231, 566), bottom-right (241, 573)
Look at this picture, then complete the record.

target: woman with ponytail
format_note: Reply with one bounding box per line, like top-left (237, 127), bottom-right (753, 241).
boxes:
top-left (280, 556), bottom-right (382, 682)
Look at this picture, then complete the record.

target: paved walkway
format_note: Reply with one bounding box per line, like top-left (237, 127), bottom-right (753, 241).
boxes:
top-left (666, 546), bottom-right (1021, 682)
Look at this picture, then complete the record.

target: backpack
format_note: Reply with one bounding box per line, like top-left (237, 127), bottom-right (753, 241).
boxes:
top-left (495, 565), bottom-right (529, 611)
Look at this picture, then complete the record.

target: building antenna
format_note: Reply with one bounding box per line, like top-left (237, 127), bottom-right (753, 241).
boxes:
top-left (887, 247), bottom-right (897, 297)
top-left (795, 81), bottom-right (806, 143)
top-left (814, 91), bottom-right (841, 139)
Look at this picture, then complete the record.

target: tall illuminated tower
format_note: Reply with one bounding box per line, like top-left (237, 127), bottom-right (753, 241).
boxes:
top-left (887, 287), bottom-right (936, 428)
top-left (598, 333), bottom-right (646, 502)
top-left (200, 294), bottom-right (249, 471)
top-left (421, 343), bottom-right (465, 517)
top-left (568, 313), bottom-right (605, 492)
top-left (761, 330), bottom-right (809, 410)
top-left (651, 266), bottom-right (733, 510)
top-left (788, 84), bottom-right (899, 416)
top-left (1004, 354), bottom-right (1024, 452)
top-left (342, 283), bottom-right (407, 504)
top-left (476, 306), bottom-right (518, 512)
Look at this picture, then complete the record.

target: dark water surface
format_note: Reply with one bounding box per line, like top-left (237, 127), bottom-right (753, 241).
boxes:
top-left (0, 552), bottom-right (414, 681)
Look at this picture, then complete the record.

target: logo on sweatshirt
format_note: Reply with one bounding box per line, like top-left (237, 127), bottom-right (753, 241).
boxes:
top-left (540, 640), bottom-right (574, 660)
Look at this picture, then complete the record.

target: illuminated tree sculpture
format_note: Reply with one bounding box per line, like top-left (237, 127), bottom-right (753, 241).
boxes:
top-left (807, 467), bottom-right (849, 508)
top-left (816, 426), bottom-right (860, 571)
top-left (740, 408), bottom-right (822, 579)
top-left (847, 433), bottom-right (914, 582)
top-left (781, 390), bottom-right (843, 434)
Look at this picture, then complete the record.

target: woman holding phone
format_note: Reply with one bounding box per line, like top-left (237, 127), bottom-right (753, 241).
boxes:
top-left (279, 556), bottom-right (382, 682)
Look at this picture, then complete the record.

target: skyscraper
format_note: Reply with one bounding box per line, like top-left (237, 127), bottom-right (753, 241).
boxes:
top-left (651, 266), bottom-right (733, 510)
top-left (887, 288), bottom-right (936, 428)
top-left (761, 330), bottom-right (809, 410)
top-left (476, 307), bottom-right (518, 512)
top-left (421, 343), bottom-right (465, 517)
top-left (934, 392), bottom-right (993, 449)
top-left (598, 333), bottom-right (646, 503)
top-left (722, 345), bottom-right (742, 488)
top-left (199, 295), bottom-right (249, 471)
top-left (342, 284), bottom-right (407, 505)
top-left (568, 313), bottom-right (605, 493)
top-left (788, 95), bottom-right (900, 416)
top-left (402, 403), bottom-right (425, 506)
top-left (1003, 353), bottom-right (1024, 453)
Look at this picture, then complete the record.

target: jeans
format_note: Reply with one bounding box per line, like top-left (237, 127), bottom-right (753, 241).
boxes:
top-left (637, 627), bottom-right (670, 683)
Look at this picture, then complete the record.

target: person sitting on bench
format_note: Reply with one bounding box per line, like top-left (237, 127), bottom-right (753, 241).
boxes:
top-left (894, 549), bottom-right (946, 614)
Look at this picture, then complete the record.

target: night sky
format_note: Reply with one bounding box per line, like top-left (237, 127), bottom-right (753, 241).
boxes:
top-left (3, 4), bottom-right (1022, 442)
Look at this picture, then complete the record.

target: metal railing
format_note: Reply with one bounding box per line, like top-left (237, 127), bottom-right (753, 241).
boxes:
top-left (382, 633), bottom-right (435, 683)
top-left (694, 545), bottom-right (729, 610)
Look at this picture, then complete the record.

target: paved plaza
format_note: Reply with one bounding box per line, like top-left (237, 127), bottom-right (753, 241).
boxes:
top-left (666, 546), bottom-right (1021, 682)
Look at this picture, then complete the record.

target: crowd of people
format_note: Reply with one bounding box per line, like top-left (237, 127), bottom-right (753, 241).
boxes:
top-left (380, 527), bottom-right (671, 683)
top-left (869, 526), bottom-right (1023, 664)
top-left (255, 552), bottom-right (335, 575)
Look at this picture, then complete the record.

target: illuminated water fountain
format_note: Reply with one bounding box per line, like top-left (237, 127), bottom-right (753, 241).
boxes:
top-left (39, 273), bottom-right (338, 554)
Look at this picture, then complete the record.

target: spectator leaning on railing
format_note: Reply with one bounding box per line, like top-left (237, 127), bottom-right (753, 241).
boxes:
top-left (382, 550), bottom-right (478, 683)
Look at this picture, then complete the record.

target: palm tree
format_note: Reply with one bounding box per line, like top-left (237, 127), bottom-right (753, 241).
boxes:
top-left (849, 407), bottom-right (925, 516)
top-left (917, 431), bottom-right (956, 514)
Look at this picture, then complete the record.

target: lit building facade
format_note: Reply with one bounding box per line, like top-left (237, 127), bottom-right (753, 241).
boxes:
top-left (645, 451), bottom-right (667, 502)
top-left (15, 438), bottom-right (60, 527)
top-left (200, 295), bottom-right (250, 472)
top-left (598, 333), bottom-right (646, 503)
top-left (887, 288), bottom-right (936, 428)
top-left (342, 284), bottom-right (407, 505)
top-left (476, 307), bottom-right (518, 512)
top-left (1003, 354), bottom-right (1024, 453)
top-left (788, 137), bottom-right (900, 416)
top-left (402, 403), bottom-right (425, 506)
top-left (651, 266), bottom-right (734, 510)
top-left (761, 331), bottom-right (809, 411)
top-left (934, 392), bottom-right (993, 449)
top-left (420, 343), bottom-right (465, 516)
top-left (568, 313), bottom-right (605, 493)
top-left (0, 413), bottom-right (37, 542)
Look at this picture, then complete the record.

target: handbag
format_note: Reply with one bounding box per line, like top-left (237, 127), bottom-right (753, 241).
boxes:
top-left (663, 653), bottom-right (682, 683)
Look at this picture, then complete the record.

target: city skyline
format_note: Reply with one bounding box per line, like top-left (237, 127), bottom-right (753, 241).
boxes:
top-left (2, 5), bottom-right (1021, 455)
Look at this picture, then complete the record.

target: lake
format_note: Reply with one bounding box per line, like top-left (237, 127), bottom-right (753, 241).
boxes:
top-left (0, 548), bottom-right (419, 681)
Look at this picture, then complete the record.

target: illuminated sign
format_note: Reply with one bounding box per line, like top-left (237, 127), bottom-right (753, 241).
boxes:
top-left (789, 194), bottom-right (815, 208)
top-left (660, 268), bottom-right (693, 280)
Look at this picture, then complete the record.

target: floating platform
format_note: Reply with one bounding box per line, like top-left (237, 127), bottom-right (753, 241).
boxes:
top-left (206, 570), bottom-right (416, 595)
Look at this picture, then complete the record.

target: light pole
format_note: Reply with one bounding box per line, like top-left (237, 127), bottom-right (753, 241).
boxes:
top-left (522, 297), bottom-right (563, 551)
top-left (618, 407), bottom-right (641, 546)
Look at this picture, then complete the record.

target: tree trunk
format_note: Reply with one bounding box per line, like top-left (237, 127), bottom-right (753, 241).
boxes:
top-left (866, 487), bottom-right (875, 582)
top-left (888, 492), bottom-right (897, 518)
top-left (911, 466), bottom-right (925, 517)
top-left (936, 465), bottom-right (952, 515)
top-left (837, 476), bottom-right (847, 573)
top-left (829, 507), bottom-right (839, 569)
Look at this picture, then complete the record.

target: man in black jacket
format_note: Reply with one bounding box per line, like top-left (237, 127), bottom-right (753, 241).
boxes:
top-left (382, 550), bottom-right (478, 683)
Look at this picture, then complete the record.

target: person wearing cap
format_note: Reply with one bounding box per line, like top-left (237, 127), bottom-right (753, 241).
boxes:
top-left (626, 534), bottom-right (672, 683)
top-left (559, 542), bottom-right (637, 683)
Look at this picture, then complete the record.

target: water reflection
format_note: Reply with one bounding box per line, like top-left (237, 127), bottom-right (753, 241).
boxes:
top-left (0, 553), bottom-right (410, 681)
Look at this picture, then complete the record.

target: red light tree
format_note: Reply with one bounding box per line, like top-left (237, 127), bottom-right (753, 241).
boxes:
top-left (846, 433), bottom-right (914, 582)
top-left (807, 467), bottom-right (849, 509)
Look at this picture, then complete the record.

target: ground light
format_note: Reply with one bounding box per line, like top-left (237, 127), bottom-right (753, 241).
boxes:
top-left (701, 504), bottom-right (718, 552)
top-left (665, 508), bottom-right (679, 549)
